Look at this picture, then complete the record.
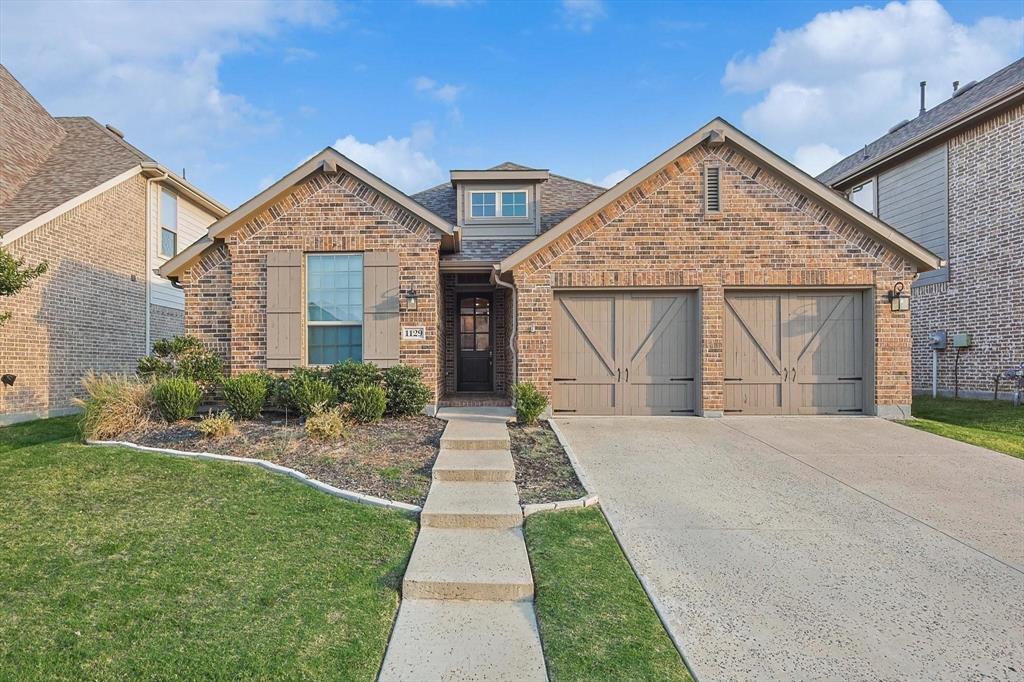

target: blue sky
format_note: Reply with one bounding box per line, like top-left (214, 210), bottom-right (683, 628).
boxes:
top-left (2, 0), bottom-right (1021, 208)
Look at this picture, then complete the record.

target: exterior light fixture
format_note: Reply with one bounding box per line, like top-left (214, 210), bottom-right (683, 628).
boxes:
top-left (887, 282), bottom-right (909, 312)
top-left (1, 374), bottom-right (15, 387)
top-left (405, 289), bottom-right (418, 310)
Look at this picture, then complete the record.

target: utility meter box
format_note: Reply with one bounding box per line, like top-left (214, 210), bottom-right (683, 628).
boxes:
top-left (952, 333), bottom-right (973, 348)
top-left (928, 331), bottom-right (947, 350)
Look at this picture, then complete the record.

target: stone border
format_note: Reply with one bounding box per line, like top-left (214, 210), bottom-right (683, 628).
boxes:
top-left (87, 440), bottom-right (422, 515)
top-left (522, 494), bottom-right (599, 517)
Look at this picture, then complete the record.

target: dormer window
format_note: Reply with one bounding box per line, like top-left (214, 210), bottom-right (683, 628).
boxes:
top-left (470, 190), bottom-right (529, 219)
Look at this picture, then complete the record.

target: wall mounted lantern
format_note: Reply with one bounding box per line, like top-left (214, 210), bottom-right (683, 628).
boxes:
top-left (887, 282), bottom-right (909, 312)
top-left (405, 289), bottom-right (418, 311)
top-left (1, 374), bottom-right (15, 387)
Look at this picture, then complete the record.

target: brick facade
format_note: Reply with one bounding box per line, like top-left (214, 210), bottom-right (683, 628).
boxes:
top-left (509, 141), bottom-right (918, 415)
top-left (181, 170), bottom-right (445, 399)
top-left (1, 174), bottom-right (148, 423)
top-left (150, 303), bottom-right (185, 344)
top-left (910, 105), bottom-right (1023, 397)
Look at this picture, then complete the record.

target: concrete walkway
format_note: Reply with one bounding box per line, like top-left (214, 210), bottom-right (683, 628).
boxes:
top-left (379, 408), bottom-right (547, 682)
top-left (556, 416), bottom-right (1024, 682)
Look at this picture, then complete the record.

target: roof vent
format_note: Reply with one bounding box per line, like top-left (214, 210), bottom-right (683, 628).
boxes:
top-left (105, 123), bottom-right (125, 138)
top-left (705, 166), bottom-right (721, 213)
top-left (887, 119), bottom-right (911, 134)
top-left (952, 80), bottom-right (978, 98)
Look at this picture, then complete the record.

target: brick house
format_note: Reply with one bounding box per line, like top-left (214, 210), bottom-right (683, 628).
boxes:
top-left (819, 59), bottom-right (1023, 399)
top-left (160, 118), bottom-right (941, 419)
top-left (0, 65), bottom-right (226, 425)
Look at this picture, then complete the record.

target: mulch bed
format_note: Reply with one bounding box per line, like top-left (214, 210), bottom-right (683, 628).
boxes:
top-left (509, 421), bottom-right (587, 505)
top-left (121, 415), bottom-right (445, 506)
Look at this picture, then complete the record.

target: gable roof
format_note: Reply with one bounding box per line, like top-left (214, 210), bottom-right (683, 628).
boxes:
top-left (159, 147), bottom-right (457, 280)
top-left (818, 59), bottom-right (1024, 187)
top-left (500, 118), bottom-right (944, 274)
top-left (410, 163), bottom-right (605, 234)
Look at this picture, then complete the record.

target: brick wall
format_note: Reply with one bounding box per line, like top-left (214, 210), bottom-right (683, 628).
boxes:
top-left (1, 174), bottom-right (148, 423)
top-left (182, 170), bottom-right (444, 400)
top-left (910, 104), bottom-right (1023, 397)
top-left (510, 141), bottom-right (917, 414)
top-left (150, 303), bottom-right (184, 344)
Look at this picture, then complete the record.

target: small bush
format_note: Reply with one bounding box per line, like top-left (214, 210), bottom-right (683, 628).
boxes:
top-left (349, 383), bottom-right (387, 423)
top-left (153, 377), bottom-right (202, 422)
top-left (223, 372), bottom-right (270, 419)
top-left (382, 364), bottom-right (432, 416)
top-left (305, 403), bottom-right (349, 441)
top-left (327, 360), bottom-right (382, 403)
top-left (196, 411), bottom-right (237, 439)
top-left (289, 368), bottom-right (338, 417)
top-left (137, 335), bottom-right (223, 390)
top-left (76, 372), bottom-right (154, 440)
top-left (267, 375), bottom-right (293, 413)
top-left (513, 382), bottom-right (548, 425)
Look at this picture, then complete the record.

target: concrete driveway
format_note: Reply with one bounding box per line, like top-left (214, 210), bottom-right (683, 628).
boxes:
top-left (554, 417), bottom-right (1024, 682)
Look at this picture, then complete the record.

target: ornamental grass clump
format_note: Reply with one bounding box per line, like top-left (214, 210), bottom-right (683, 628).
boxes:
top-left (222, 372), bottom-right (270, 419)
top-left (349, 383), bottom-right (387, 424)
top-left (153, 377), bottom-right (202, 422)
top-left (196, 411), bottom-right (237, 440)
top-left (304, 403), bottom-right (349, 441)
top-left (513, 382), bottom-right (548, 425)
top-left (76, 372), bottom-right (154, 441)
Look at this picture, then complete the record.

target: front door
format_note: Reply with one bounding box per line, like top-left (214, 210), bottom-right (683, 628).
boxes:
top-left (457, 293), bottom-right (493, 392)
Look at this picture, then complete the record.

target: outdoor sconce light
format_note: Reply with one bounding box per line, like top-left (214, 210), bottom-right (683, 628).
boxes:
top-left (887, 282), bottom-right (909, 312)
top-left (405, 289), bottom-right (418, 311)
top-left (1, 374), bottom-right (15, 387)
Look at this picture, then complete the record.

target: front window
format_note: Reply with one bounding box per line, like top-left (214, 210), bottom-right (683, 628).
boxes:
top-left (307, 254), bottom-right (363, 364)
top-left (160, 189), bottom-right (178, 257)
top-left (470, 190), bottom-right (529, 218)
top-left (849, 180), bottom-right (875, 215)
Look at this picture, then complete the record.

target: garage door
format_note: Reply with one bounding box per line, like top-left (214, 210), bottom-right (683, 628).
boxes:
top-left (552, 291), bottom-right (697, 415)
top-left (724, 290), bottom-right (866, 415)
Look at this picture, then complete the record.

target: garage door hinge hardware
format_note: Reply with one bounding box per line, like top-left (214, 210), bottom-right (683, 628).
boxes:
top-left (553, 409), bottom-right (577, 413)
top-left (725, 409), bottom-right (743, 413)
top-left (724, 377), bottom-right (743, 382)
top-left (838, 377), bottom-right (862, 381)
top-left (838, 408), bottom-right (864, 413)
top-left (553, 377), bottom-right (576, 382)
top-left (670, 377), bottom-right (695, 382)
top-left (671, 409), bottom-right (695, 413)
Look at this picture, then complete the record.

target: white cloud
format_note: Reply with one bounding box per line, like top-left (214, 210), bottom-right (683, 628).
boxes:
top-left (0, 0), bottom-right (334, 183)
top-left (331, 123), bottom-right (444, 193)
top-left (413, 76), bottom-right (464, 104)
top-left (562, 0), bottom-right (606, 32)
top-left (793, 144), bottom-right (844, 176)
top-left (583, 168), bottom-right (630, 188)
top-left (283, 47), bottom-right (317, 63)
top-left (723, 0), bottom-right (1023, 174)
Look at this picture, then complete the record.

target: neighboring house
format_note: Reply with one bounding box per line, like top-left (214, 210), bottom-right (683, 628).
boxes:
top-left (159, 117), bottom-right (942, 419)
top-left (819, 59), bottom-right (1023, 399)
top-left (0, 65), bottom-right (227, 425)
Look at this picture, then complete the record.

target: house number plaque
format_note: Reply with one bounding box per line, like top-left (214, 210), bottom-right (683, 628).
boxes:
top-left (402, 326), bottom-right (426, 341)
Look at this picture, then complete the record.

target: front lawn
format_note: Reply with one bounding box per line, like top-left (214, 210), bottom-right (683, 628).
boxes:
top-left (0, 416), bottom-right (416, 681)
top-left (525, 506), bottom-right (692, 682)
top-left (902, 395), bottom-right (1024, 458)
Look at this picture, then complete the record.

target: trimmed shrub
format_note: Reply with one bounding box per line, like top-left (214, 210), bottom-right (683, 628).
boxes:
top-left (327, 360), bottom-right (382, 403)
top-left (349, 383), bottom-right (387, 423)
top-left (267, 375), bottom-right (293, 413)
top-left (305, 403), bottom-right (349, 441)
top-left (382, 364), bottom-right (431, 416)
top-left (289, 368), bottom-right (338, 417)
top-left (223, 372), bottom-right (270, 419)
top-left (196, 411), bottom-right (237, 439)
top-left (137, 335), bottom-right (223, 390)
top-left (153, 377), bottom-right (202, 422)
top-left (512, 382), bottom-right (548, 425)
top-left (76, 372), bottom-right (154, 441)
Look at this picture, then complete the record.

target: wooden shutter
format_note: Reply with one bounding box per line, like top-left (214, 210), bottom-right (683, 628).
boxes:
top-left (266, 251), bottom-right (302, 369)
top-left (363, 252), bottom-right (400, 367)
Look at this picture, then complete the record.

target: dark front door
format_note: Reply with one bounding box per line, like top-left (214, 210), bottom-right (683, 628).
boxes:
top-left (457, 293), bottom-right (493, 392)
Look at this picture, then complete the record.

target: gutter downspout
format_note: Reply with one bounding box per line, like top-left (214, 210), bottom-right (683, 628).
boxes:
top-left (491, 266), bottom-right (517, 393)
top-left (144, 171), bottom-right (169, 354)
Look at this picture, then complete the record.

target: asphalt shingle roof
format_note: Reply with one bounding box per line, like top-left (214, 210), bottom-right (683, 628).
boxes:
top-left (817, 59), bottom-right (1024, 187)
top-left (0, 116), bottom-right (152, 233)
top-left (441, 238), bottom-right (535, 263)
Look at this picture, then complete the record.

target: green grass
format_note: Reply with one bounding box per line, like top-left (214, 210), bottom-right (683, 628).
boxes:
top-left (902, 395), bottom-right (1024, 458)
top-left (0, 416), bottom-right (416, 681)
top-left (525, 506), bottom-right (692, 682)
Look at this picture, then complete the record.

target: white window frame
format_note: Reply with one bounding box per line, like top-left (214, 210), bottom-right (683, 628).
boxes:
top-left (469, 189), bottom-right (530, 219)
top-left (848, 178), bottom-right (877, 216)
top-left (159, 189), bottom-right (178, 258)
top-left (305, 253), bottom-right (363, 366)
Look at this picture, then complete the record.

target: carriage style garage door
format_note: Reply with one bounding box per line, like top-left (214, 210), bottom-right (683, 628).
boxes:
top-left (552, 290), bottom-right (697, 415)
top-left (724, 290), bottom-right (867, 415)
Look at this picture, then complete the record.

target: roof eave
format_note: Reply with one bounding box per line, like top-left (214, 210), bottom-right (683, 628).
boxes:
top-left (140, 163), bottom-right (229, 217)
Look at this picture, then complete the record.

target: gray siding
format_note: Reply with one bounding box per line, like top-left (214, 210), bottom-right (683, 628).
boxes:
top-left (878, 144), bottom-right (948, 286)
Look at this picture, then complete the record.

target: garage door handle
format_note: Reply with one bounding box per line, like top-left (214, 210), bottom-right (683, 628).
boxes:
top-left (625, 368), bottom-right (629, 382)
top-left (617, 369), bottom-right (621, 381)
top-left (791, 367), bottom-right (797, 382)
top-left (783, 368), bottom-right (788, 381)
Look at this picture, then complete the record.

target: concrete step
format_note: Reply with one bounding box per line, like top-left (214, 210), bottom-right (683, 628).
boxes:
top-left (421, 480), bottom-right (522, 529)
top-left (440, 418), bottom-right (511, 451)
top-left (437, 406), bottom-right (515, 421)
top-left (379, 599), bottom-right (547, 682)
top-left (433, 448), bottom-right (515, 482)
top-left (403, 527), bottom-right (533, 601)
